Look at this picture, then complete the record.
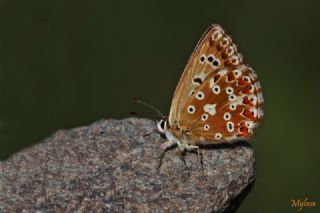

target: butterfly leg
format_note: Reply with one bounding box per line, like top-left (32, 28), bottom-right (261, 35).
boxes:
top-left (157, 141), bottom-right (176, 170)
top-left (185, 145), bottom-right (204, 172)
top-left (176, 147), bottom-right (188, 169)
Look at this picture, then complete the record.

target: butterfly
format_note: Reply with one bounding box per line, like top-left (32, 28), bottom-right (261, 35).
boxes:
top-left (154, 24), bottom-right (264, 167)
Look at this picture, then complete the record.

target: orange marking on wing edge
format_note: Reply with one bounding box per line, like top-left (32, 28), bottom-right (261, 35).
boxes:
top-left (237, 78), bottom-right (246, 86)
top-left (243, 109), bottom-right (256, 120)
top-left (214, 74), bottom-right (221, 83)
top-left (227, 72), bottom-right (235, 81)
top-left (243, 96), bottom-right (253, 105)
top-left (237, 122), bottom-right (249, 137)
top-left (242, 85), bottom-right (252, 94)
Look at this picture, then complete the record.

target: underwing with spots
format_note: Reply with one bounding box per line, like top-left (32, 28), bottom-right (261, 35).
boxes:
top-left (156, 24), bottom-right (264, 167)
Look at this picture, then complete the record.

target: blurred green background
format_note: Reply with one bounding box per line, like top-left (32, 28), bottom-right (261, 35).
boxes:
top-left (0, 0), bottom-right (319, 212)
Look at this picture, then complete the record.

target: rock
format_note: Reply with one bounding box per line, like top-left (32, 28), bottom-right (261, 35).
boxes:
top-left (0, 118), bottom-right (255, 213)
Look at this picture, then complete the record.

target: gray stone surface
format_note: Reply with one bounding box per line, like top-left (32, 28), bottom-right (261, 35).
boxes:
top-left (0, 118), bottom-right (255, 213)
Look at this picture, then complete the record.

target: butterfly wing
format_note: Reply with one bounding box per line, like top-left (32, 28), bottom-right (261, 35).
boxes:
top-left (168, 25), bottom-right (223, 126)
top-left (168, 24), bottom-right (263, 143)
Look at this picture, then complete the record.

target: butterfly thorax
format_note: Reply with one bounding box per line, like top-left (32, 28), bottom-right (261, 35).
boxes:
top-left (157, 119), bottom-right (195, 148)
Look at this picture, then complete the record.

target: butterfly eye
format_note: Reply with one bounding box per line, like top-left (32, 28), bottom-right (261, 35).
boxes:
top-left (226, 87), bottom-right (234, 94)
top-left (199, 55), bottom-right (206, 64)
top-left (187, 105), bottom-right (196, 114)
top-left (215, 132), bottom-right (222, 140)
top-left (160, 120), bottom-right (165, 129)
top-left (195, 91), bottom-right (205, 100)
top-left (212, 85), bottom-right (221, 94)
top-left (226, 121), bottom-right (235, 132)
top-left (223, 112), bottom-right (231, 121)
top-left (157, 120), bottom-right (166, 133)
top-left (203, 124), bottom-right (210, 131)
top-left (201, 114), bottom-right (208, 121)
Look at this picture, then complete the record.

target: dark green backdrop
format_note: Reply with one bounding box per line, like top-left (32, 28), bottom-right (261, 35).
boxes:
top-left (1, 0), bottom-right (319, 212)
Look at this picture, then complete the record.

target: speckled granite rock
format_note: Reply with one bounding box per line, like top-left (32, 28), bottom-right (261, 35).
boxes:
top-left (0, 118), bottom-right (255, 213)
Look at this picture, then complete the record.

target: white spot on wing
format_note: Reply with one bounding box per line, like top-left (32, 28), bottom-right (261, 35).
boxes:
top-left (226, 87), bottom-right (234, 94)
top-left (220, 37), bottom-right (229, 47)
top-left (215, 133), bottom-right (222, 140)
top-left (245, 121), bottom-right (254, 129)
top-left (250, 107), bottom-right (258, 117)
top-left (248, 94), bottom-right (258, 105)
top-left (226, 46), bottom-right (234, 56)
top-left (212, 85), bottom-right (220, 94)
top-left (203, 124), bottom-right (210, 131)
top-left (187, 105), bottom-right (196, 114)
top-left (218, 69), bottom-right (228, 76)
top-left (196, 91), bottom-right (205, 100)
top-left (243, 76), bottom-right (251, 83)
top-left (224, 112), bottom-right (231, 120)
top-left (192, 72), bottom-right (205, 86)
top-left (230, 55), bottom-right (239, 65)
top-left (212, 31), bottom-right (222, 41)
top-left (199, 55), bottom-right (206, 64)
top-left (229, 94), bottom-right (236, 101)
top-left (229, 104), bottom-right (236, 111)
top-left (201, 114), bottom-right (208, 121)
top-left (204, 104), bottom-right (217, 116)
top-left (230, 94), bottom-right (246, 106)
top-left (233, 69), bottom-right (242, 78)
top-left (226, 121), bottom-right (234, 132)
